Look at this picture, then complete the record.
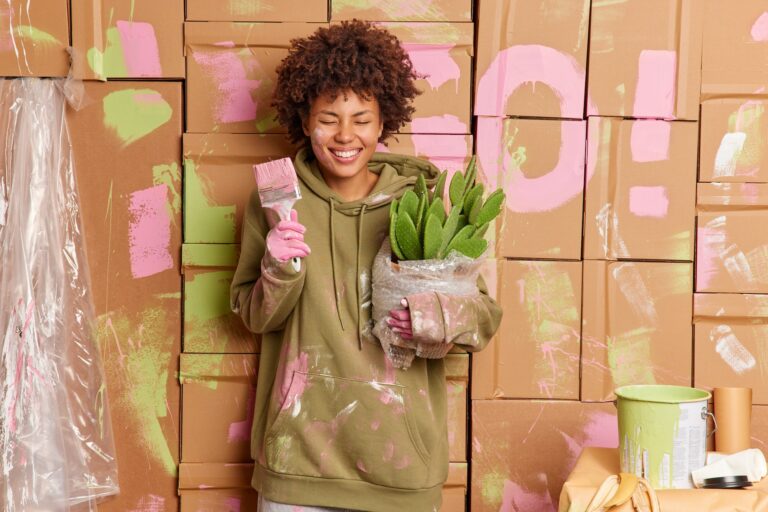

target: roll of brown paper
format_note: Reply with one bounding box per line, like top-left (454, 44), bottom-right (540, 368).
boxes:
top-left (713, 387), bottom-right (752, 454)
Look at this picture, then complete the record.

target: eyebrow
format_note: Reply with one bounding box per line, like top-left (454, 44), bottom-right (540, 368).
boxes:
top-left (318, 110), bottom-right (373, 117)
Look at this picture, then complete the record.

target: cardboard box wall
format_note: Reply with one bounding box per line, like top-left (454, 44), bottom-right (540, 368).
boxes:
top-left (178, 462), bottom-right (468, 511)
top-left (71, 0), bottom-right (184, 79)
top-left (702, 0), bottom-right (768, 98)
top-left (697, 183), bottom-right (768, 293)
top-left (378, 133), bottom-right (473, 174)
top-left (331, 0), bottom-right (471, 22)
top-left (445, 354), bottom-right (469, 462)
top-left (699, 98), bottom-right (768, 183)
top-left (476, 117), bottom-right (587, 260)
top-left (0, 0), bottom-right (69, 77)
top-left (583, 117), bottom-right (697, 261)
top-left (587, 0), bottom-right (702, 120)
top-left (186, 0), bottom-right (328, 22)
top-left (182, 244), bottom-right (259, 353)
top-left (581, 260), bottom-right (693, 402)
top-left (471, 400), bottom-right (618, 512)
top-left (474, 0), bottom-right (589, 118)
top-left (68, 81), bottom-right (183, 511)
top-left (694, 293), bottom-right (768, 405)
top-left (473, 260), bottom-right (582, 400)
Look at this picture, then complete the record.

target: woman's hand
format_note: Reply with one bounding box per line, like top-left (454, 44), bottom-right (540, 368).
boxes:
top-left (387, 299), bottom-right (413, 340)
top-left (265, 210), bottom-right (311, 263)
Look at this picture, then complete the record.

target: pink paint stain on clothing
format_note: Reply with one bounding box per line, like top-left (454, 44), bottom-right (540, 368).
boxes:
top-left (116, 20), bottom-right (162, 77)
top-left (129, 494), bottom-right (165, 512)
top-left (410, 114), bottom-right (467, 134)
top-left (500, 479), bottom-right (554, 512)
top-left (128, 185), bottom-right (173, 279)
top-left (224, 496), bottom-right (241, 512)
top-left (394, 455), bottom-right (411, 470)
top-left (280, 352), bottom-right (309, 411)
top-left (228, 385), bottom-right (256, 442)
top-left (356, 459), bottom-right (369, 473)
top-left (633, 50), bottom-right (677, 119)
top-left (629, 186), bottom-right (669, 218)
top-left (402, 43), bottom-right (459, 91)
top-left (476, 44), bottom-right (588, 118)
top-left (370, 419), bottom-right (381, 431)
top-left (383, 440), bottom-right (395, 461)
top-left (192, 50), bottom-right (260, 124)
top-left (751, 12), bottom-right (768, 41)
top-left (630, 120), bottom-right (671, 162)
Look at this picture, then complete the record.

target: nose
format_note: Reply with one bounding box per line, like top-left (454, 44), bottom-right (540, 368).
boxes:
top-left (334, 120), bottom-right (354, 144)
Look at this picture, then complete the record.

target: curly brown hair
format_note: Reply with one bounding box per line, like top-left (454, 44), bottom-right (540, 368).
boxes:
top-left (273, 20), bottom-right (422, 145)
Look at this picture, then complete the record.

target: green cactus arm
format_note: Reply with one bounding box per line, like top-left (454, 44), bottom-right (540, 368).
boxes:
top-left (452, 238), bottom-right (488, 259)
top-left (398, 189), bottom-right (419, 221)
top-left (414, 174), bottom-right (428, 199)
top-left (396, 212), bottom-right (422, 260)
top-left (426, 197), bottom-right (447, 224)
top-left (444, 224), bottom-right (476, 256)
top-left (433, 171), bottom-right (447, 202)
top-left (415, 193), bottom-right (427, 236)
top-left (462, 155), bottom-right (477, 198)
top-left (438, 205), bottom-right (462, 258)
top-left (389, 210), bottom-right (405, 260)
top-left (423, 214), bottom-right (443, 260)
top-left (475, 189), bottom-right (506, 226)
top-left (472, 222), bottom-right (490, 240)
top-left (448, 171), bottom-right (465, 207)
top-left (464, 183), bottom-right (484, 216)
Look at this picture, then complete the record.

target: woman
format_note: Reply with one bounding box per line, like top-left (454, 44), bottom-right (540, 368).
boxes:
top-left (230, 20), bottom-right (501, 512)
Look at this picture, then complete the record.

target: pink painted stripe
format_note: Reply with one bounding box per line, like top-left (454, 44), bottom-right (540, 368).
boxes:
top-left (116, 20), bottom-right (162, 78)
top-left (630, 120), bottom-right (671, 163)
top-left (633, 50), bottom-right (677, 118)
top-left (629, 186), bottom-right (669, 218)
top-left (128, 185), bottom-right (173, 279)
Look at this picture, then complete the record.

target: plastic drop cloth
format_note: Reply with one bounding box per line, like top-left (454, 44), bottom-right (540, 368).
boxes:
top-left (0, 79), bottom-right (119, 510)
top-left (371, 238), bottom-right (483, 369)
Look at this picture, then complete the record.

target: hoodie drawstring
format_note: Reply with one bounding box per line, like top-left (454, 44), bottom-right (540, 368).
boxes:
top-left (329, 197), bottom-right (345, 331)
top-left (356, 203), bottom-right (367, 350)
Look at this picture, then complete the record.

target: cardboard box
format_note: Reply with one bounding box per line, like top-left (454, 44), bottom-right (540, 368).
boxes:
top-left (68, 81), bottom-right (183, 511)
top-left (471, 400), bottom-right (618, 512)
top-left (699, 98), bottom-right (768, 182)
top-left (584, 117), bottom-right (697, 261)
top-left (474, 0), bottom-right (590, 118)
top-left (187, 0), bottom-right (328, 22)
top-left (445, 354), bottom-right (468, 462)
top-left (581, 260), bottom-right (693, 402)
top-left (476, 117), bottom-right (586, 260)
top-left (182, 244), bottom-right (259, 354)
top-left (71, 0), bottom-right (184, 80)
top-left (378, 133), bottom-right (472, 174)
top-left (587, 0), bottom-right (702, 120)
top-left (331, 0), bottom-right (471, 22)
top-left (754, 405), bottom-right (768, 453)
top-left (702, 0), bottom-right (768, 98)
top-left (473, 260), bottom-right (582, 400)
top-left (178, 461), bottom-right (467, 511)
top-left (697, 183), bottom-right (768, 293)
top-left (378, 23), bottom-right (473, 134)
top-left (180, 354), bottom-right (258, 463)
top-left (0, 0), bottom-right (69, 76)
top-left (185, 22), bottom-right (324, 134)
top-left (694, 293), bottom-right (768, 405)
top-left (183, 133), bottom-right (295, 243)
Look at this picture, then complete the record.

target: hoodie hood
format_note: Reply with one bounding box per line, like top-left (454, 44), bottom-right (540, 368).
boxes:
top-left (293, 146), bottom-right (440, 214)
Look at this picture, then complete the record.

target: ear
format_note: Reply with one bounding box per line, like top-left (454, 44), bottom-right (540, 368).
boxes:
top-left (377, 119), bottom-right (383, 138)
top-left (301, 114), bottom-right (310, 137)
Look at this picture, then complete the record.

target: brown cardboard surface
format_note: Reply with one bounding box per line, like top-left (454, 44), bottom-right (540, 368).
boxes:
top-left (180, 354), bottom-right (258, 463)
top-left (473, 260), bottom-right (582, 400)
top-left (694, 293), bottom-right (768, 405)
top-left (581, 260), bottom-right (693, 402)
top-left (376, 23), bottom-right (473, 134)
top-left (702, 0), bottom-right (768, 97)
top-left (559, 447), bottom-right (768, 512)
top-left (185, 22), bottom-right (325, 134)
top-left (754, 406), bottom-right (768, 453)
top-left (183, 133), bottom-right (295, 244)
top-left (697, 183), bottom-right (768, 293)
top-left (714, 387), bottom-right (753, 454)
top-left (583, 117), bottom-right (697, 261)
top-left (182, 244), bottom-right (259, 353)
top-left (0, 0), bottom-right (69, 77)
top-left (700, 98), bottom-right (768, 183)
top-left (445, 354), bottom-right (468, 462)
top-left (476, 117), bottom-right (586, 260)
top-left (331, 0), bottom-right (471, 22)
top-left (587, 0), bottom-right (702, 120)
top-left (71, 0), bottom-right (184, 80)
top-left (68, 81), bottom-right (183, 511)
top-left (378, 133), bottom-right (473, 174)
top-left (187, 0), bottom-right (328, 22)
top-left (471, 400), bottom-right (618, 512)
top-left (474, 0), bottom-right (589, 118)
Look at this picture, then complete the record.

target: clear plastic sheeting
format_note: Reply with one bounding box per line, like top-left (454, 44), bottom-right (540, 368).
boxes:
top-left (371, 238), bottom-right (482, 369)
top-left (0, 79), bottom-right (119, 510)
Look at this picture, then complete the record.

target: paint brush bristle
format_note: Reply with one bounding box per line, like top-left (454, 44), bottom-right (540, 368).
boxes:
top-left (253, 157), bottom-right (301, 219)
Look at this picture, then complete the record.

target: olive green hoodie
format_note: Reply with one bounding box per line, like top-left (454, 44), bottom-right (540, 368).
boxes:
top-left (230, 147), bottom-right (501, 512)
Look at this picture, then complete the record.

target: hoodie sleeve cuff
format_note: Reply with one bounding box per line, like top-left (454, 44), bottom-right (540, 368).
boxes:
top-left (261, 250), bottom-right (303, 281)
top-left (405, 292), bottom-right (447, 344)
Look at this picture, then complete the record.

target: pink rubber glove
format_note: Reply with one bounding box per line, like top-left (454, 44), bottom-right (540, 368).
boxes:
top-left (265, 210), bottom-right (310, 263)
top-left (387, 299), bottom-right (413, 340)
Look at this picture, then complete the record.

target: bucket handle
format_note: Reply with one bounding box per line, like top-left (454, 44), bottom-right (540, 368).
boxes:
top-left (702, 409), bottom-right (718, 437)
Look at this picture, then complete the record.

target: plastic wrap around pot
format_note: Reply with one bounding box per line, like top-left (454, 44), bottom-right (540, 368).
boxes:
top-left (371, 238), bottom-right (482, 369)
top-left (0, 79), bottom-right (119, 510)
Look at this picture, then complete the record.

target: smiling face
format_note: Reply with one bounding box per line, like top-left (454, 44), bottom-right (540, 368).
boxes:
top-left (302, 89), bottom-right (384, 192)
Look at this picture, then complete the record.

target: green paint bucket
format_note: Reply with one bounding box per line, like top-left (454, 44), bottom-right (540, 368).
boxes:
top-left (616, 385), bottom-right (713, 489)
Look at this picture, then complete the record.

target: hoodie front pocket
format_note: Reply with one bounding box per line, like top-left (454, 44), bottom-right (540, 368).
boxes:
top-left (265, 371), bottom-right (432, 489)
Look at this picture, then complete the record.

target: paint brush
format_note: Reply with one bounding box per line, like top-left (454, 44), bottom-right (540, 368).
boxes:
top-left (253, 157), bottom-right (302, 272)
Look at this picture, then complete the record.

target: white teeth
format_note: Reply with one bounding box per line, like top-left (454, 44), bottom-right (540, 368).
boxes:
top-left (332, 149), bottom-right (360, 158)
